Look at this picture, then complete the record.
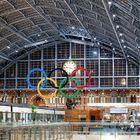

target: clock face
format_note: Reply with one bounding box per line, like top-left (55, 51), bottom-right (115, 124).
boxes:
top-left (63, 61), bottom-right (77, 75)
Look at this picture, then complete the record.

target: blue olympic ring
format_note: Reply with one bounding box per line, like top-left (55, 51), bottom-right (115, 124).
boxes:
top-left (26, 68), bottom-right (47, 90)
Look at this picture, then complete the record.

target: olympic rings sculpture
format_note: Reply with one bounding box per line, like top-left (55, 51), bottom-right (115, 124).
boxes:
top-left (26, 67), bottom-right (91, 99)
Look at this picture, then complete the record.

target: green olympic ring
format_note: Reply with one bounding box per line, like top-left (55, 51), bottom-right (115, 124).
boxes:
top-left (59, 77), bottom-right (81, 99)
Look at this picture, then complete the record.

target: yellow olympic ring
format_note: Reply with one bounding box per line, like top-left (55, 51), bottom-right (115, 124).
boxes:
top-left (37, 77), bottom-right (58, 99)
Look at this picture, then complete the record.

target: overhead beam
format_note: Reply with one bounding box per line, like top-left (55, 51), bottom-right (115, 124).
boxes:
top-left (0, 0), bottom-right (40, 50)
top-left (63, 0), bottom-right (93, 40)
top-left (25, 0), bottom-right (66, 40)
top-left (0, 21), bottom-right (33, 44)
top-left (101, 0), bottom-right (127, 60)
top-left (63, 0), bottom-right (122, 50)
top-left (113, 2), bottom-right (140, 22)
top-left (0, 54), bottom-right (13, 62)
top-left (0, 20), bottom-right (35, 53)
top-left (24, 35), bottom-right (60, 48)
top-left (128, 0), bottom-right (140, 10)
top-left (111, 2), bottom-right (140, 61)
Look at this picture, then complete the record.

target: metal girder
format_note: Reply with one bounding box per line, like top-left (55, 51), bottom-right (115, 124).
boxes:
top-left (101, 0), bottom-right (127, 60)
top-left (0, 21), bottom-right (33, 44)
top-left (63, 0), bottom-right (93, 40)
top-left (25, 0), bottom-right (66, 40)
top-left (113, 2), bottom-right (140, 22)
top-left (111, 2), bottom-right (140, 61)
top-left (0, 6), bottom-right (31, 16)
top-left (0, 54), bottom-right (13, 62)
top-left (0, 19), bottom-right (41, 53)
top-left (0, 20), bottom-right (36, 52)
top-left (24, 34), bottom-right (61, 48)
top-left (128, 0), bottom-right (140, 10)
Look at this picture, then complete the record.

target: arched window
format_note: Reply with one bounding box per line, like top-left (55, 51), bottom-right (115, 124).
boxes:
top-left (58, 96), bottom-right (65, 105)
top-left (130, 92), bottom-right (137, 103)
top-left (120, 92), bottom-right (127, 103)
top-left (0, 95), bottom-right (2, 102)
top-left (99, 92), bottom-right (105, 103)
top-left (111, 92), bottom-right (117, 103)
top-left (13, 95), bottom-right (18, 103)
top-left (50, 97), bottom-right (56, 105)
top-left (3, 94), bottom-right (8, 102)
top-left (21, 94), bottom-right (27, 104)
top-left (88, 95), bottom-right (94, 103)
top-left (0, 94), bottom-right (8, 102)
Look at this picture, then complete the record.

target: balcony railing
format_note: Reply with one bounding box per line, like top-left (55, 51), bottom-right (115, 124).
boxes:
top-left (0, 122), bottom-right (140, 140)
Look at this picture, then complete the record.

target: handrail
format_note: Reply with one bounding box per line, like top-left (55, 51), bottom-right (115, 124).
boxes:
top-left (0, 122), bottom-right (140, 140)
top-left (0, 121), bottom-right (140, 127)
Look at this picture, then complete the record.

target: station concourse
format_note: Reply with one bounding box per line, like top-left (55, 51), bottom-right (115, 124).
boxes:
top-left (0, 0), bottom-right (140, 140)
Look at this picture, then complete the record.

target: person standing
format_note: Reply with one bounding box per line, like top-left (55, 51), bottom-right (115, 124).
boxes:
top-left (127, 121), bottom-right (135, 135)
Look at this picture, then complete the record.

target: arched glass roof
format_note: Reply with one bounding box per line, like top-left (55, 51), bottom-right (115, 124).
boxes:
top-left (0, 0), bottom-right (140, 69)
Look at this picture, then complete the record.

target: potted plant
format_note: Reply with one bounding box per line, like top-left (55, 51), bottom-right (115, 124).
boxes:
top-left (30, 103), bottom-right (37, 122)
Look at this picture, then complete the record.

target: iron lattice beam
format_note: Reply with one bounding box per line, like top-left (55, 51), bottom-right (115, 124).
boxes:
top-left (101, 0), bottom-right (127, 61)
top-left (0, 54), bottom-right (13, 62)
top-left (25, 0), bottom-right (66, 40)
top-left (63, 0), bottom-right (93, 40)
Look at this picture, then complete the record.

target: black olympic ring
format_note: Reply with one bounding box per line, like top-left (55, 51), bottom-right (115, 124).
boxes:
top-left (47, 68), bottom-right (69, 89)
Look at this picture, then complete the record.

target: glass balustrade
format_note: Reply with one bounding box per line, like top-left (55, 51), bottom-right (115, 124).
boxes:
top-left (0, 122), bottom-right (140, 140)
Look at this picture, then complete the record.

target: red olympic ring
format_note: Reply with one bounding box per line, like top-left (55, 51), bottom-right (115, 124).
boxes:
top-left (70, 67), bottom-right (91, 89)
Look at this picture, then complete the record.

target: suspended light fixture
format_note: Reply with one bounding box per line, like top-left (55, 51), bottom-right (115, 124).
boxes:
top-left (116, 25), bottom-right (119, 29)
top-left (108, 1), bottom-right (112, 5)
top-left (112, 14), bottom-right (116, 18)
top-left (121, 39), bottom-right (124, 43)
top-left (119, 33), bottom-right (123, 36)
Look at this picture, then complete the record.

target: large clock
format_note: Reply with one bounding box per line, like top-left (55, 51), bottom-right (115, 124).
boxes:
top-left (63, 61), bottom-right (77, 75)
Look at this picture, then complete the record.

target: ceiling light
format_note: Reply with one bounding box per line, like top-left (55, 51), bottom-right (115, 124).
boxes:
top-left (7, 46), bottom-right (10, 49)
top-left (124, 45), bottom-right (126, 48)
top-left (112, 14), bottom-right (116, 18)
top-left (113, 48), bottom-right (115, 50)
top-left (108, 1), bottom-right (112, 5)
top-left (97, 42), bottom-right (100, 45)
top-left (15, 50), bottom-right (18, 53)
top-left (71, 26), bottom-right (75, 29)
top-left (94, 37), bottom-right (96, 40)
top-left (93, 51), bottom-right (97, 55)
top-left (119, 33), bottom-right (123, 36)
top-left (116, 25), bottom-right (119, 29)
top-left (121, 39), bottom-right (124, 43)
top-left (127, 55), bottom-right (129, 57)
top-left (110, 43), bottom-right (112, 46)
top-left (37, 34), bottom-right (41, 37)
